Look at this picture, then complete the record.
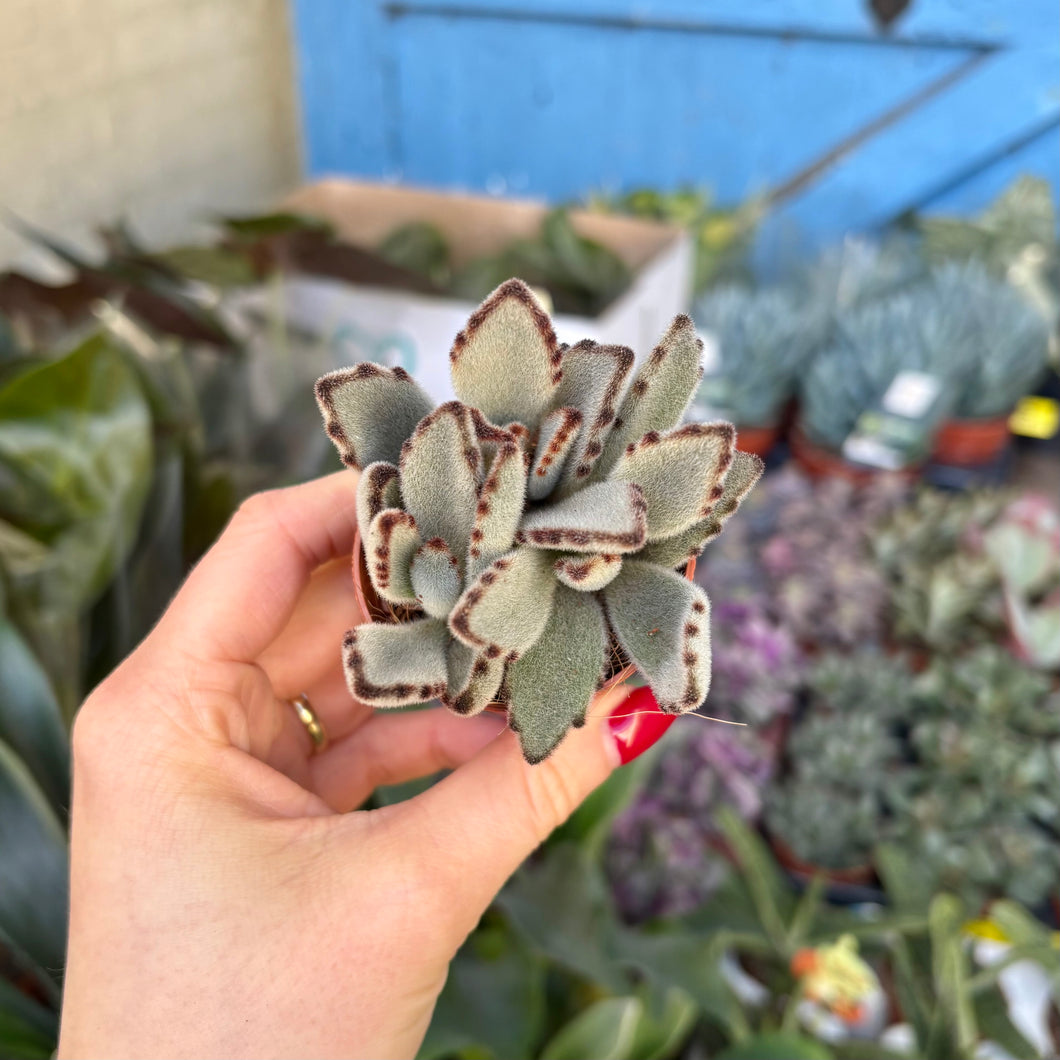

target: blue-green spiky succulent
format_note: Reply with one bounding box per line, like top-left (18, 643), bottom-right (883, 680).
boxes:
top-left (315, 279), bottom-right (762, 763)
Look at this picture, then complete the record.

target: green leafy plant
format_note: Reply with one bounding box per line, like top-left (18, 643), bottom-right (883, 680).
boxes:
top-left (586, 186), bottom-right (760, 294)
top-left (401, 209), bottom-right (634, 316)
top-left (690, 285), bottom-right (817, 428)
top-left (316, 279), bottom-right (763, 762)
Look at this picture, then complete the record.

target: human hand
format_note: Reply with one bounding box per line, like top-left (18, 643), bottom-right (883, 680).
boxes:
top-left (59, 472), bottom-right (671, 1059)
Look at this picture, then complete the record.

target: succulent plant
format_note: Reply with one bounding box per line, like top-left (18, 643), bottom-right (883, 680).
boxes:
top-left (871, 487), bottom-right (1008, 651)
top-left (762, 650), bottom-right (917, 870)
top-left (689, 285), bottom-right (817, 428)
top-left (798, 294), bottom-right (942, 454)
top-left (914, 261), bottom-right (1051, 419)
top-left (763, 709), bottom-right (906, 871)
top-left (705, 597), bottom-right (803, 725)
top-left (314, 279), bottom-right (763, 763)
top-left (897, 712), bottom-right (1060, 908)
top-left (607, 723), bottom-right (774, 920)
top-left (916, 175), bottom-right (1057, 281)
top-left (794, 235), bottom-right (925, 341)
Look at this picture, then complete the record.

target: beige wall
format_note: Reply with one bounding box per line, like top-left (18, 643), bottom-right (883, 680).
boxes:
top-left (0, 0), bottom-right (302, 270)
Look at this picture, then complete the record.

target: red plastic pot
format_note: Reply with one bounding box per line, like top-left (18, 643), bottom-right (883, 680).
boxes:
top-left (735, 424), bottom-right (780, 459)
top-left (789, 424), bottom-right (920, 484)
top-left (352, 529), bottom-right (697, 711)
top-left (932, 416), bottom-right (1011, 467)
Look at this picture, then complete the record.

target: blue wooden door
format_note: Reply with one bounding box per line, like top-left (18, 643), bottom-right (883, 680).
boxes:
top-left (291, 1), bottom-right (1059, 245)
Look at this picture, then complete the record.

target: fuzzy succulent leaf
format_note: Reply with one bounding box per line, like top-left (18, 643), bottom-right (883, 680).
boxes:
top-left (507, 585), bottom-right (608, 763)
top-left (468, 437), bottom-right (528, 578)
top-left (365, 508), bottom-right (422, 605)
top-left (399, 402), bottom-right (481, 567)
top-left (410, 538), bottom-right (462, 618)
top-left (594, 315), bottom-right (704, 479)
top-left (517, 481), bottom-right (648, 553)
top-left (528, 406), bottom-right (582, 501)
top-left (604, 560), bottom-right (712, 714)
top-left (553, 552), bottom-right (623, 591)
top-left (315, 363), bottom-right (435, 469)
top-left (552, 340), bottom-right (635, 494)
top-left (611, 423), bottom-right (736, 541)
top-left (342, 619), bottom-right (449, 706)
top-left (443, 639), bottom-right (507, 716)
top-left (449, 547), bottom-right (557, 654)
top-left (449, 279), bottom-right (561, 430)
top-left (638, 449), bottom-right (764, 568)
top-left (356, 461), bottom-right (401, 535)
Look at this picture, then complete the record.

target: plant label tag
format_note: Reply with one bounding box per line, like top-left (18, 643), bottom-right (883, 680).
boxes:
top-left (881, 371), bottom-right (942, 419)
top-left (842, 371), bottom-right (948, 470)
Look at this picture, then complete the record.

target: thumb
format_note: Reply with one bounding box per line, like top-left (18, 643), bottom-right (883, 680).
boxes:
top-left (390, 683), bottom-right (673, 939)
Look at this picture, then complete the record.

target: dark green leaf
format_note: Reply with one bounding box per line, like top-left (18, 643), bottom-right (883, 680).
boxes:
top-left (0, 618), bottom-right (69, 816)
top-left (540, 997), bottom-right (643, 1060)
top-left (0, 740), bottom-right (68, 984)
top-left (418, 923), bottom-right (546, 1060)
top-left (0, 979), bottom-right (57, 1059)
top-left (497, 843), bottom-right (627, 991)
top-left (715, 1032), bottom-right (832, 1059)
top-left (627, 984), bottom-right (697, 1060)
top-left (0, 333), bottom-right (154, 614)
top-left (378, 223), bottom-right (450, 287)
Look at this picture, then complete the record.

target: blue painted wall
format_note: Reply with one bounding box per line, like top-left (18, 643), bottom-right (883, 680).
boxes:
top-left (290, 1), bottom-right (1059, 245)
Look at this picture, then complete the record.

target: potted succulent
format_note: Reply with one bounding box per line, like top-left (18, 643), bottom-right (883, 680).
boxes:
top-left (708, 469), bottom-right (905, 652)
top-left (314, 279), bottom-right (762, 763)
top-left (761, 650), bottom-right (917, 883)
top-left (887, 647), bottom-right (1060, 911)
top-left (690, 285), bottom-right (816, 457)
top-left (917, 262), bottom-right (1051, 467)
top-left (870, 486), bottom-right (1009, 657)
top-left (794, 295), bottom-right (943, 481)
top-left (607, 723), bottom-right (776, 921)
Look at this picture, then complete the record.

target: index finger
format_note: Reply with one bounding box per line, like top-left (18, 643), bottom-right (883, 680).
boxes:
top-left (157, 471), bottom-right (360, 663)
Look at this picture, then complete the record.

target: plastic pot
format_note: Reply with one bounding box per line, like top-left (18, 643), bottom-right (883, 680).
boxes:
top-left (352, 529), bottom-right (696, 711)
top-left (932, 415), bottom-right (1011, 467)
top-left (768, 832), bottom-right (876, 887)
top-left (790, 424), bottom-right (920, 484)
top-left (734, 423), bottom-right (780, 459)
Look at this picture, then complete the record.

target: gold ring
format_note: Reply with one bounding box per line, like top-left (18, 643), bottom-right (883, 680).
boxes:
top-left (289, 693), bottom-right (328, 754)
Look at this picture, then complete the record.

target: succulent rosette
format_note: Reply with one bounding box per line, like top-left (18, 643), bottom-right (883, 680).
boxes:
top-left (315, 279), bottom-right (762, 762)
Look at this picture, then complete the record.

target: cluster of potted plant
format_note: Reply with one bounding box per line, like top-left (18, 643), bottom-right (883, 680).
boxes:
top-left (684, 177), bottom-right (1057, 475)
top-left (619, 464), bottom-right (1060, 934)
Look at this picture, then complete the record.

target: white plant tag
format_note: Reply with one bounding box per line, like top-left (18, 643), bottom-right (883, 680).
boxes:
top-left (881, 371), bottom-right (942, 419)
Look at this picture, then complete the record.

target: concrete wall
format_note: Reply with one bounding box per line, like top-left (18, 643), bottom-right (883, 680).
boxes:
top-left (0, 0), bottom-right (302, 269)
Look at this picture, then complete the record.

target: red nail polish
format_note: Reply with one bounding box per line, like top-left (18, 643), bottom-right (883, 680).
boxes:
top-left (607, 686), bottom-right (676, 765)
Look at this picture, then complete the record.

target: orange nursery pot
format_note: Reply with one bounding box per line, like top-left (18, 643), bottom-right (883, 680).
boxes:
top-left (734, 423), bottom-right (780, 459)
top-left (931, 415), bottom-right (1011, 467)
top-left (351, 529), bottom-right (697, 712)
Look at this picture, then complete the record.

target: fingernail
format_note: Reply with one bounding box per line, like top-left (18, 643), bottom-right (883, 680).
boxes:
top-left (606, 686), bottom-right (676, 765)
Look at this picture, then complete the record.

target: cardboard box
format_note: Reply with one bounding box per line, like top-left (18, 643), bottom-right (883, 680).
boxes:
top-left (274, 180), bottom-right (693, 403)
